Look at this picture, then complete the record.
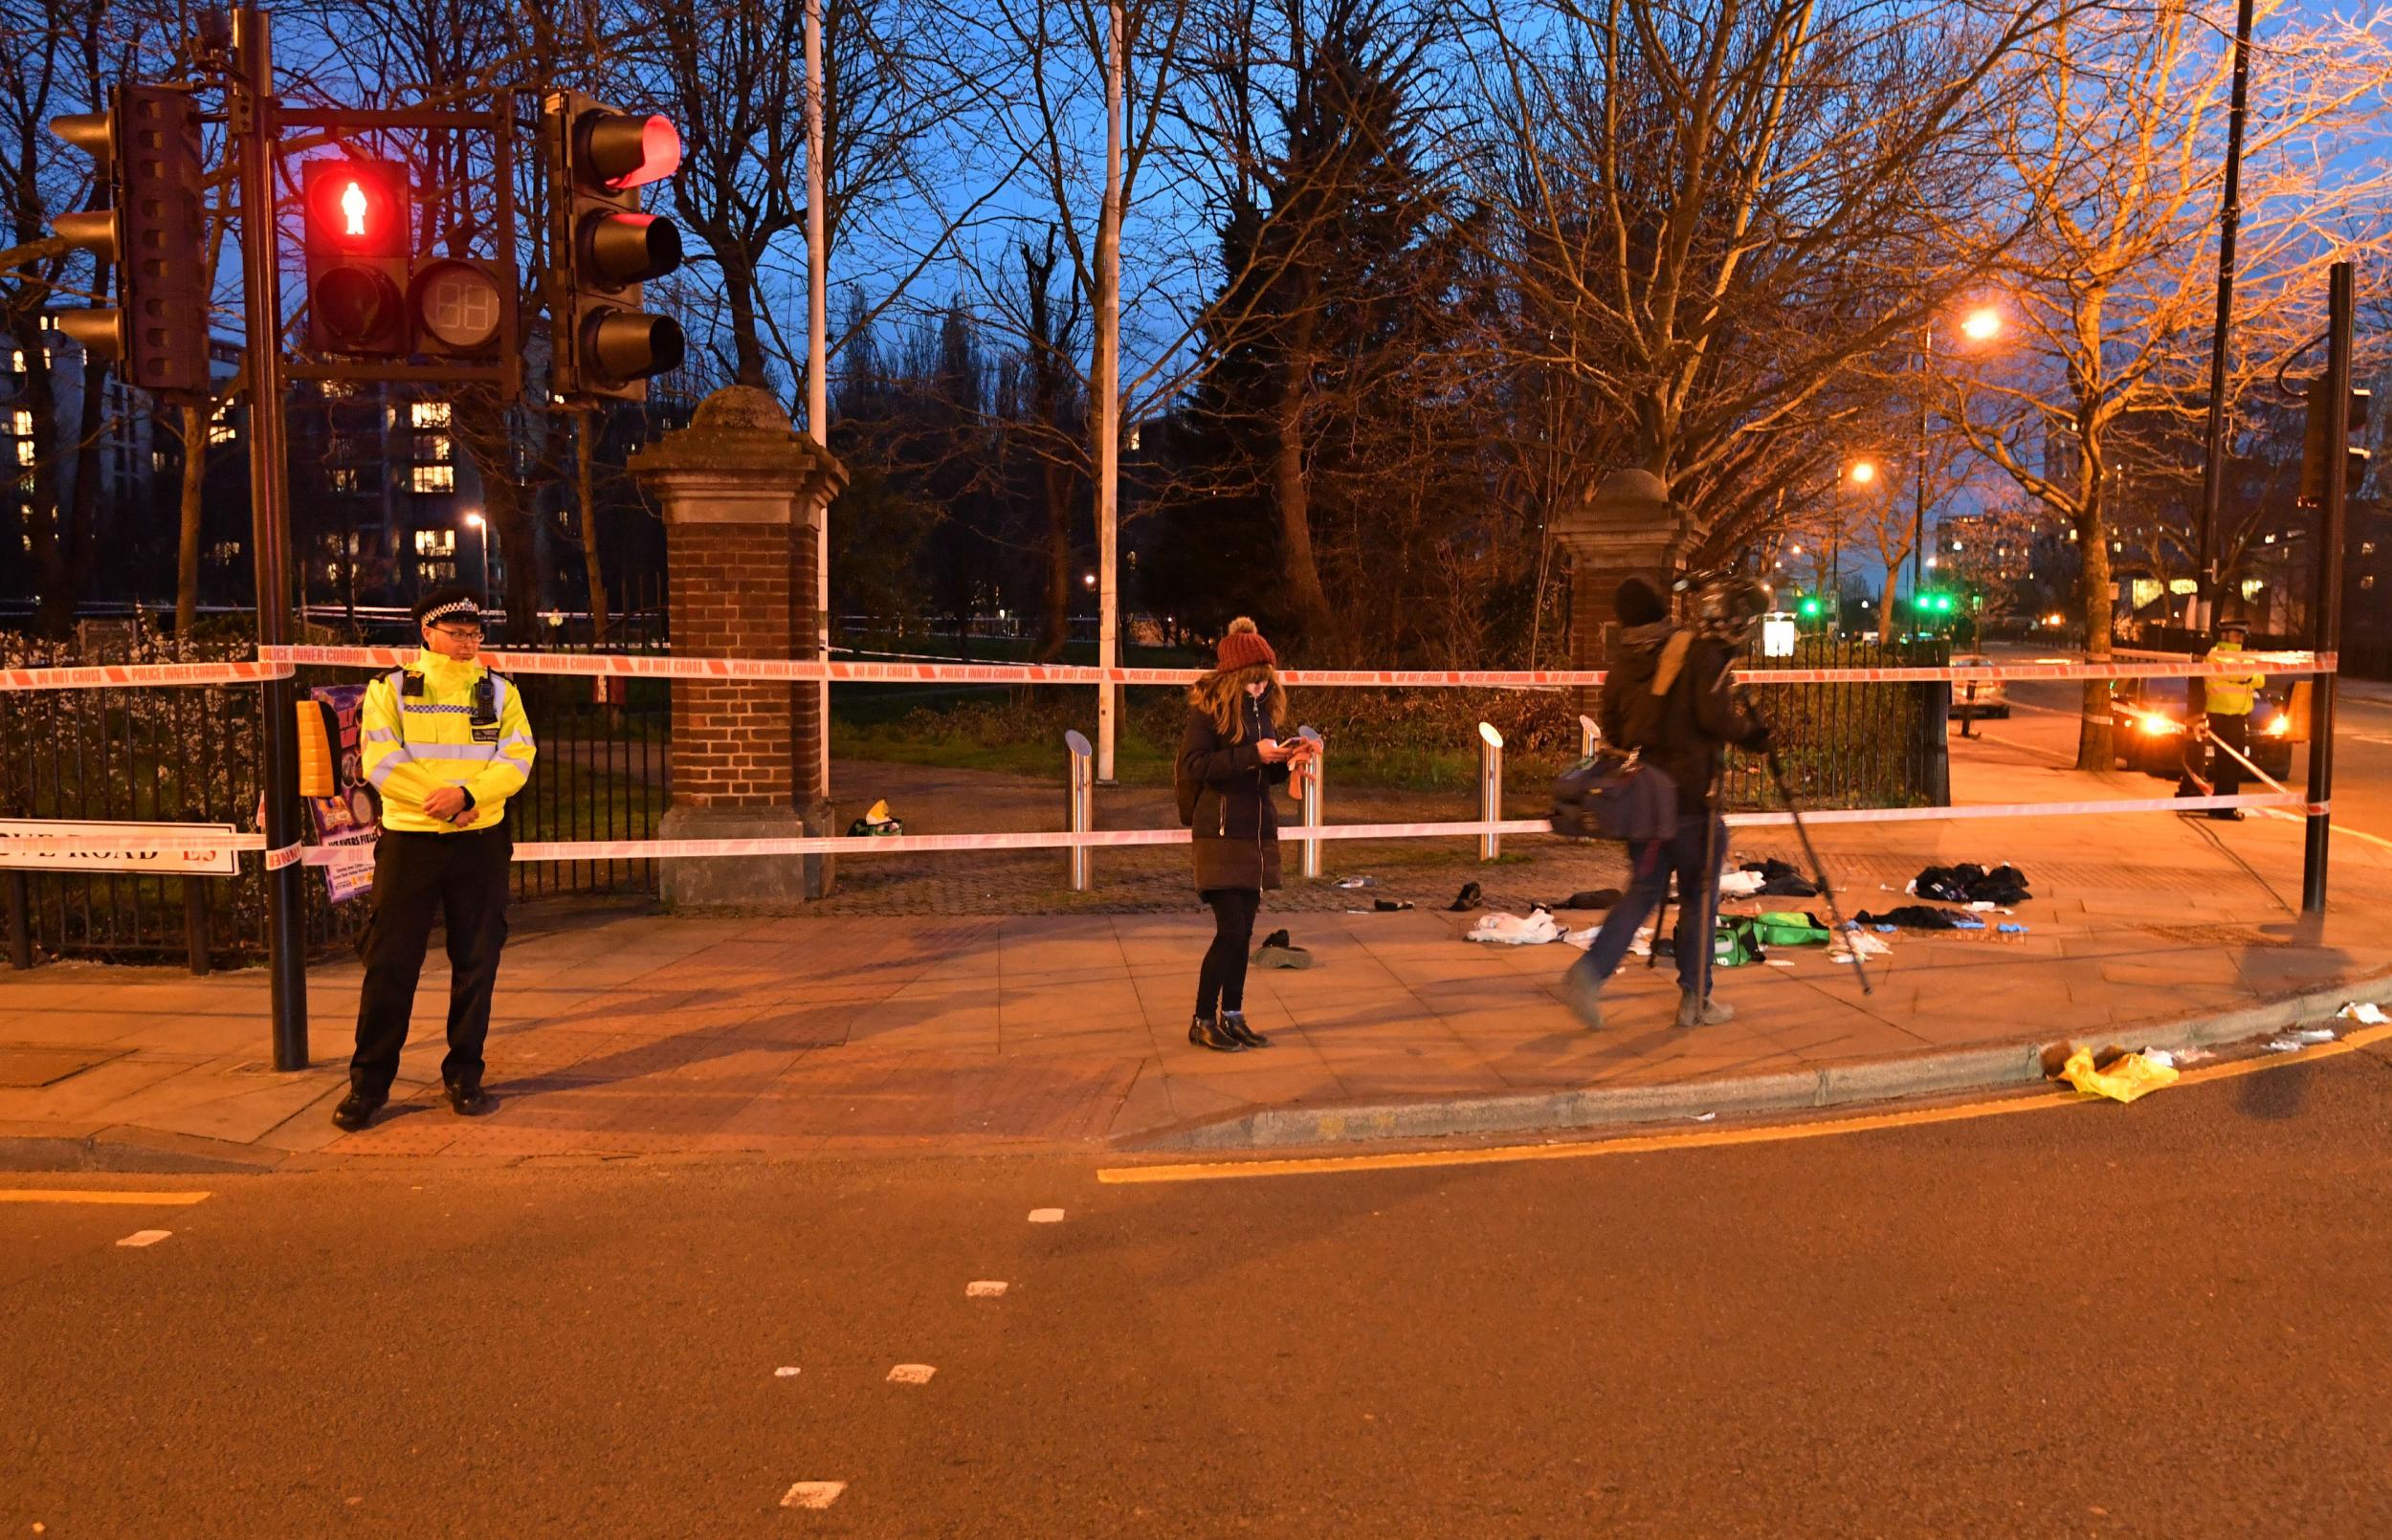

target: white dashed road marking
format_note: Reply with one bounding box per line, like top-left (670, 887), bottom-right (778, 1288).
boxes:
top-left (780, 1482), bottom-right (846, 1509)
top-left (1028, 1207), bottom-right (1064, 1223)
top-left (887, 1363), bottom-right (937, 1385)
top-left (117, 1230), bottom-right (172, 1247)
top-left (966, 1280), bottom-right (1008, 1298)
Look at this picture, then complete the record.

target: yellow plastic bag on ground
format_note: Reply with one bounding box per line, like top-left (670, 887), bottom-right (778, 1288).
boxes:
top-left (2055, 1046), bottom-right (2180, 1104)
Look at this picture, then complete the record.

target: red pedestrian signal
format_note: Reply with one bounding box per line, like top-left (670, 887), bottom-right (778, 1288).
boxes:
top-left (303, 160), bottom-right (410, 355)
top-left (543, 93), bottom-right (686, 402)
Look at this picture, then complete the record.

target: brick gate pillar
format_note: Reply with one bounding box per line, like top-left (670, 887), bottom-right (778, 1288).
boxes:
top-left (629, 385), bottom-right (848, 908)
top-left (1552, 469), bottom-right (1691, 720)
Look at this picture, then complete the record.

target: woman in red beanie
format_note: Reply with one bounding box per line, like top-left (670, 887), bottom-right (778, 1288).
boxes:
top-left (1174, 618), bottom-right (1316, 1051)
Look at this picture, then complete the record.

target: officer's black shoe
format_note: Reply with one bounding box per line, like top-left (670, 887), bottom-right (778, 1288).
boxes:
top-left (445, 1078), bottom-right (497, 1116)
top-left (330, 1089), bottom-right (386, 1132)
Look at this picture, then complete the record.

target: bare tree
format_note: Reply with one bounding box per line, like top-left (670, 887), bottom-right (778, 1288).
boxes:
top-left (1947, 0), bottom-right (2392, 767)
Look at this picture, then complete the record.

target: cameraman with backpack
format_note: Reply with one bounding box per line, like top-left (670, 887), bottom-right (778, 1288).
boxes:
top-left (1561, 576), bottom-right (1772, 1031)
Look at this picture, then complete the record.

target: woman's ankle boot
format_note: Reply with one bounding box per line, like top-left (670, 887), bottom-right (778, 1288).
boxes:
top-left (1218, 1010), bottom-right (1270, 1048)
top-left (1188, 1013), bottom-right (1246, 1052)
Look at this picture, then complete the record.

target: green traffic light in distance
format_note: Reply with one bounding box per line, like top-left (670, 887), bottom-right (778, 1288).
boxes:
top-left (1800, 597), bottom-right (1824, 617)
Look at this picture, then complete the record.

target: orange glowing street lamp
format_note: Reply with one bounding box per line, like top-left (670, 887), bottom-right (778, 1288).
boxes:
top-left (1846, 458), bottom-right (1879, 486)
top-left (1960, 306), bottom-right (2003, 342)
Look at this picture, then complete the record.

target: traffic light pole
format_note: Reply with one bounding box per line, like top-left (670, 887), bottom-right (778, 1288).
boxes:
top-left (2300, 262), bottom-right (2352, 916)
top-left (233, 5), bottom-right (309, 1067)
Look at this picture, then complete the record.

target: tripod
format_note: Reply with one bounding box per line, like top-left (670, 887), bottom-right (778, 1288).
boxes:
top-left (1739, 687), bottom-right (1873, 997)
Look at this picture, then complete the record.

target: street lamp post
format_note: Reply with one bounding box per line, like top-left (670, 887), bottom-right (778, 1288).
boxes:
top-left (465, 511), bottom-right (489, 599)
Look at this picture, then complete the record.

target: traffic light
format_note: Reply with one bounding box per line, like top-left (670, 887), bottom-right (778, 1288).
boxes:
top-left (2299, 375), bottom-right (2371, 507)
top-left (303, 159), bottom-right (411, 355)
top-left (542, 92), bottom-right (685, 401)
top-left (48, 86), bottom-right (210, 398)
top-left (1797, 595), bottom-right (1825, 620)
top-left (410, 258), bottom-right (508, 359)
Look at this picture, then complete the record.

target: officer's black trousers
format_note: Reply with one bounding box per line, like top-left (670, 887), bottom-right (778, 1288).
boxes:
top-left (349, 822), bottom-right (512, 1096)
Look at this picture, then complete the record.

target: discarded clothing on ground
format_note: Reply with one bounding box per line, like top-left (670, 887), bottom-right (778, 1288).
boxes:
top-left (2052, 1045), bottom-right (2179, 1104)
top-left (1855, 905), bottom-right (1968, 931)
top-left (1252, 930), bottom-right (1314, 969)
top-left (1716, 869), bottom-right (1767, 899)
top-left (1448, 881), bottom-right (1484, 913)
top-left (1466, 910), bottom-right (1564, 946)
top-left (1372, 898), bottom-right (1415, 913)
top-left (1740, 858), bottom-right (1819, 898)
top-left (1914, 862), bottom-right (2032, 906)
top-left (1750, 912), bottom-right (1835, 948)
top-left (1556, 888), bottom-right (1624, 911)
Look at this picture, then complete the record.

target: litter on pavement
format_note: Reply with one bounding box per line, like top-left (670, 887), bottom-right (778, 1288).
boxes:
top-left (2053, 1045), bottom-right (2179, 1103)
top-left (1466, 910), bottom-right (1564, 946)
top-left (2339, 1001), bottom-right (2388, 1025)
top-left (1335, 874), bottom-right (1376, 890)
top-left (846, 799), bottom-right (903, 838)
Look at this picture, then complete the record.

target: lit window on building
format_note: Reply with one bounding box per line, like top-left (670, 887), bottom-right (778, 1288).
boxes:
top-left (11, 409), bottom-right (29, 437)
top-left (411, 401), bottom-right (453, 429)
top-left (421, 433), bottom-right (453, 463)
top-left (209, 407), bottom-right (235, 446)
top-left (13, 439), bottom-right (31, 468)
top-left (413, 528), bottom-right (456, 557)
top-left (411, 464), bottom-right (455, 495)
top-left (330, 468), bottom-right (361, 494)
top-left (419, 560), bottom-right (457, 583)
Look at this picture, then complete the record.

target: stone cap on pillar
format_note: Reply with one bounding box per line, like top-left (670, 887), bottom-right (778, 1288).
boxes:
top-left (628, 384), bottom-right (848, 523)
top-left (1554, 467), bottom-right (1678, 549)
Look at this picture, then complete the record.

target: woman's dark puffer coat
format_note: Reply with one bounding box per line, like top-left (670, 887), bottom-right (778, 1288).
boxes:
top-left (1178, 696), bottom-right (1291, 891)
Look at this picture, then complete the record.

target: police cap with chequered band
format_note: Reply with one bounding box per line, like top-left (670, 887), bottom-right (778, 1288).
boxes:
top-left (411, 586), bottom-right (484, 630)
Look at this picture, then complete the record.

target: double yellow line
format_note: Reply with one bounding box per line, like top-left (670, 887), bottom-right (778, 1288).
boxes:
top-left (1098, 1023), bottom-right (2392, 1185)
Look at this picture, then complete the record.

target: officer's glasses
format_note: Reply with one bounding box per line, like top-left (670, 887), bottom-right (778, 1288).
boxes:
top-left (430, 623), bottom-right (484, 639)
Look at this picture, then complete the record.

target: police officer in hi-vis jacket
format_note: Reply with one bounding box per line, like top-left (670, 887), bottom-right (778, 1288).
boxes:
top-left (333, 589), bottom-right (537, 1132)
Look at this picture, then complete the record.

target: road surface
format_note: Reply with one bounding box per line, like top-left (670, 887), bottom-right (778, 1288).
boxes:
top-left (6, 1039), bottom-right (2390, 1537)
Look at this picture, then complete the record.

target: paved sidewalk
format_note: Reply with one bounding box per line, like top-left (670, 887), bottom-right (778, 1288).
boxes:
top-left (5, 768), bottom-right (2390, 1166)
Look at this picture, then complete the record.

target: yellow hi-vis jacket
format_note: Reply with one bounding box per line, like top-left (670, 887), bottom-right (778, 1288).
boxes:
top-left (2203, 642), bottom-right (2263, 717)
top-left (362, 649), bottom-right (536, 834)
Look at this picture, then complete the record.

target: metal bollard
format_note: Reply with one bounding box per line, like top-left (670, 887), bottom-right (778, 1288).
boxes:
top-left (1477, 721), bottom-right (1504, 862)
top-left (1064, 729), bottom-right (1095, 892)
top-left (1296, 725), bottom-right (1324, 879)
top-left (1579, 714), bottom-right (1600, 759)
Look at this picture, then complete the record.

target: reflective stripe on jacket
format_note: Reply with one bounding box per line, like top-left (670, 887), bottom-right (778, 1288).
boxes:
top-left (362, 649), bottom-right (536, 834)
top-left (2204, 643), bottom-right (2263, 716)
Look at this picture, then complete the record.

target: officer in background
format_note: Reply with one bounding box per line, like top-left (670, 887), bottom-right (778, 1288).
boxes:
top-left (2180, 608), bottom-right (2264, 822)
top-left (332, 589), bottom-right (537, 1131)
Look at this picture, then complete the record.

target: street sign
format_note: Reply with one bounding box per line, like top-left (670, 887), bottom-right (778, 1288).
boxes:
top-left (0, 820), bottom-right (239, 876)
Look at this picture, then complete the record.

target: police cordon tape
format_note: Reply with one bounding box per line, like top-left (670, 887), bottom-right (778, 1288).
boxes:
top-left (0, 791), bottom-right (2321, 868)
top-left (254, 644), bottom-right (2334, 690)
top-left (0, 660), bottom-right (297, 691)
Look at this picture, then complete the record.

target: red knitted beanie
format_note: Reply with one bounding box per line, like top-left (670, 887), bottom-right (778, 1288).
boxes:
top-left (1215, 617), bottom-right (1276, 671)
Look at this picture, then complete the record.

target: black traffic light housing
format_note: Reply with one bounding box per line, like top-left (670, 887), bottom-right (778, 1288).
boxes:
top-left (48, 86), bottom-right (210, 399)
top-left (303, 159), bottom-right (412, 355)
top-left (2299, 375), bottom-right (2372, 508)
top-left (543, 91), bottom-right (685, 402)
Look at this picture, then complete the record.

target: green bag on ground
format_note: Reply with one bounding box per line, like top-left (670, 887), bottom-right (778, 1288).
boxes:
top-left (1657, 915), bottom-right (1768, 967)
top-left (1751, 912), bottom-right (1834, 948)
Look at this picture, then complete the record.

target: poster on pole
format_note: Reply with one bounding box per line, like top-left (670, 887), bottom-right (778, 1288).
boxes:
top-left (306, 683), bottom-right (380, 902)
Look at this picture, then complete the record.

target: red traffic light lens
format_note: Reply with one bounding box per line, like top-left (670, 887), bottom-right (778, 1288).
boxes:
top-left (303, 160), bottom-right (408, 257)
top-left (579, 112), bottom-right (682, 190)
